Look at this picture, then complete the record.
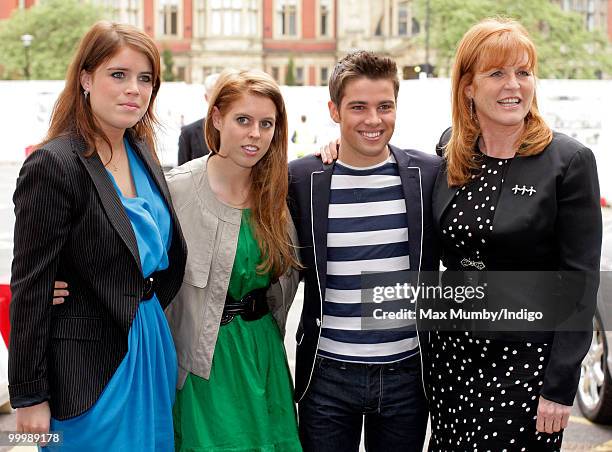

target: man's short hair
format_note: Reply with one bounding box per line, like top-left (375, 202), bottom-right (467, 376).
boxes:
top-left (329, 51), bottom-right (399, 106)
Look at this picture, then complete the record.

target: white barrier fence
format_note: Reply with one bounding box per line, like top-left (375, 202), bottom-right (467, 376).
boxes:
top-left (1, 79), bottom-right (611, 199)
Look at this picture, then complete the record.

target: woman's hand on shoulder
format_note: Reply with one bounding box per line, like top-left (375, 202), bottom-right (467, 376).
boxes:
top-left (16, 401), bottom-right (51, 445)
top-left (52, 281), bottom-right (69, 305)
top-left (313, 138), bottom-right (340, 164)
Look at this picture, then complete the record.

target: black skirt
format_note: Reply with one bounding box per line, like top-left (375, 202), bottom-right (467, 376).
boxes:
top-left (425, 331), bottom-right (563, 451)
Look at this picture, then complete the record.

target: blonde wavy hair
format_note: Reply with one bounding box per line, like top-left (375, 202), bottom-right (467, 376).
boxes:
top-left (205, 69), bottom-right (299, 278)
top-left (445, 18), bottom-right (552, 186)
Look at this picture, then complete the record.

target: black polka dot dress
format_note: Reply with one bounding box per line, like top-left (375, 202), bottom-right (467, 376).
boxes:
top-left (427, 154), bottom-right (563, 451)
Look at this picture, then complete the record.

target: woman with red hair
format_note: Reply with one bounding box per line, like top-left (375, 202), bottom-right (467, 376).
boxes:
top-left (428, 18), bottom-right (601, 450)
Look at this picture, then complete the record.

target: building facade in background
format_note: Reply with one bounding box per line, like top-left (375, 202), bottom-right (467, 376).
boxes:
top-left (2, 0), bottom-right (611, 84)
top-left (552, 0), bottom-right (609, 32)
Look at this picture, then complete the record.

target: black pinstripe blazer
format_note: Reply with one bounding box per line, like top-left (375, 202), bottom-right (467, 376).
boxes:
top-left (8, 131), bottom-right (187, 420)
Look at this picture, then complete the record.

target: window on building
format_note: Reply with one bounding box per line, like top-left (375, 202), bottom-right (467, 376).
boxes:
top-left (160, 0), bottom-right (179, 36)
top-left (210, 0), bottom-right (244, 36)
top-left (320, 67), bottom-right (329, 86)
top-left (373, 1), bottom-right (384, 37)
top-left (177, 67), bottom-right (186, 81)
top-left (98, 0), bottom-right (121, 22)
top-left (196, 0), bottom-right (206, 36)
top-left (271, 67), bottom-right (280, 82)
top-left (247, 0), bottom-right (258, 35)
top-left (412, 17), bottom-right (420, 35)
top-left (203, 66), bottom-right (224, 79)
top-left (278, 0), bottom-right (298, 36)
top-left (295, 66), bottom-right (304, 86)
top-left (203, 0), bottom-right (256, 37)
top-left (398, 0), bottom-right (409, 36)
top-left (320, 0), bottom-right (330, 36)
top-left (374, 17), bottom-right (383, 36)
top-left (123, 0), bottom-right (139, 26)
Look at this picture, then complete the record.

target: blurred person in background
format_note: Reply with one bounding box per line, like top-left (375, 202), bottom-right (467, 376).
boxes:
top-left (9, 21), bottom-right (187, 450)
top-left (177, 73), bottom-right (219, 165)
top-left (291, 114), bottom-right (318, 159)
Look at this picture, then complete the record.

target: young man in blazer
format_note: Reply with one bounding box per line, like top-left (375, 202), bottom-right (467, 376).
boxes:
top-left (288, 51), bottom-right (441, 451)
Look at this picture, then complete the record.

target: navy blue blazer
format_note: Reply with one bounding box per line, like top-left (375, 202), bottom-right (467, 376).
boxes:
top-left (287, 145), bottom-right (442, 402)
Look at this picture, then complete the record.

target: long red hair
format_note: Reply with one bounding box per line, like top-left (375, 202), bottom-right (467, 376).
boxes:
top-left (205, 69), bottom-right (299, 278)
top-left (38, 21), bottom-right (161, 159)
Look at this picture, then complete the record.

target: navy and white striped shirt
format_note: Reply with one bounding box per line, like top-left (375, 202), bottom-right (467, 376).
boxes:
top-left (318, 156), bottom-right (419, 363)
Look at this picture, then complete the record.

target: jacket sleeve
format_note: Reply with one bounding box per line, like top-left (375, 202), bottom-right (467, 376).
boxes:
top-left (435, 127), bottom-right (452, 157)
top-left (8, 149), bottom-right (73, 408)
top-left (177, 130), bottom-right (190, 166)
top-left (541, 145), bottom-right (602, 406)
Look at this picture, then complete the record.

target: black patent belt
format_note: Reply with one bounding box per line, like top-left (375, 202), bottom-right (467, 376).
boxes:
top-left (220, 286), bottom-right (270, 326)
top-left (142, 276), bottom-right (156, 301)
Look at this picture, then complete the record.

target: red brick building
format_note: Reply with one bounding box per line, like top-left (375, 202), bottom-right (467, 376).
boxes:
top-left (262, 0), bottom-right (336, 85)
top-left (3, 0), bottom-right (611, 83)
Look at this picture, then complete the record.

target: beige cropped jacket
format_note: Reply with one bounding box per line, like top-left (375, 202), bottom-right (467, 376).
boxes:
top-left (165, 156), bottom-right (300, 388)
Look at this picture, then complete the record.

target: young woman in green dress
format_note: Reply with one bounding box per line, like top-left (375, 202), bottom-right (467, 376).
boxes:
top-left (164, 68), bottom-right (303, 451)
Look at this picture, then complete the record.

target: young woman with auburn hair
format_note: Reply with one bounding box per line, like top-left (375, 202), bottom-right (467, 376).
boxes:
top-left (9, 21), bottom-right (186, 450)
top-left (429, 18), bottom-right (601, 450)
top-left (164, 69), bottom-right (302, 451)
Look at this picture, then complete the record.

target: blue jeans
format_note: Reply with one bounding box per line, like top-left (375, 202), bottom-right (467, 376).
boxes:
top-left (298, 355), bottom-right (428, 452)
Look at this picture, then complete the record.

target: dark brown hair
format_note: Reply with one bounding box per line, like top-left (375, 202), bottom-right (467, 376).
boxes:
top-left (39, 21), bottom-right (161, 158)
top-left (329, 50), bottom-right (400, 106)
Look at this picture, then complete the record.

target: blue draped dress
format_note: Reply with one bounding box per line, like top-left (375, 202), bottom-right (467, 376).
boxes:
top-left (46, 139), bottom-right (177, 451)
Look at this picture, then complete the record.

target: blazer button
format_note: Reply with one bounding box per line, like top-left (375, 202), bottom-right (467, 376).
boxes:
top-left (316, 318), bottom-right (321, 327)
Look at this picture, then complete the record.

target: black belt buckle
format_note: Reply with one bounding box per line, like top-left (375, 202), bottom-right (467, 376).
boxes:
top-left (142, 276), bottom-right (155, 300)
top-left (220, 288), bottom-right (269, 326)
top-left (240, 292), bottom-right (261, 321)
top-left (220, 312), bottom-right (235, 326)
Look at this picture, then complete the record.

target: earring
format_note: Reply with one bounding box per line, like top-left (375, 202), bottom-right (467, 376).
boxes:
top-left (469, 98), bottom-right (474, 120)
top-left (84, 90), bottom-right (89, 101)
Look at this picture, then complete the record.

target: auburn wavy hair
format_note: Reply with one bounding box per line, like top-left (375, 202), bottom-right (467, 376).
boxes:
top-left (446, 18), bottom-right (552, 186)
top-left (205, 69), bottom-right (299, 278)
top-left (38, 21), bottom-right (161, 159)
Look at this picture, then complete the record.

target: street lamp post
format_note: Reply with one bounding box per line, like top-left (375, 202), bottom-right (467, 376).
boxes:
top-left (21, 34), bottom-right (33, 80)
top-left (425, 0), bottom-right (431, 77)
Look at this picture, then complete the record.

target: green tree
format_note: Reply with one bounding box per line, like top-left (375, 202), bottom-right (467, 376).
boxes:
top-left (414, 0), bottom-right (612, 78)
top-left (162, 49), bottom-right (175, 81)
top-left (0, 0), bottom-right (103, 80)
top-left (285, 56), bottom-right (296, 86)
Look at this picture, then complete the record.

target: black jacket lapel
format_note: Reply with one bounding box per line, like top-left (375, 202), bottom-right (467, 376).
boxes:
top-left (311, 163), bottom-right (334, 302)
top-left (391, 145), bottom-right (423, 272)
top-left (433, 163), bottom-right (457, 233)
top-left (72, 135), bottom-right (142, 273)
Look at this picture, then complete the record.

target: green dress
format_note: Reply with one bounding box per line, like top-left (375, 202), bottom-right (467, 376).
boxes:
top-left (173, 209), bottom-right (302, 452)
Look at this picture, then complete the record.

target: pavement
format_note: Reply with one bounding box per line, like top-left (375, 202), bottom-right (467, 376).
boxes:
top-left (0, 163), bottom-right (611, 450)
